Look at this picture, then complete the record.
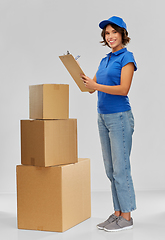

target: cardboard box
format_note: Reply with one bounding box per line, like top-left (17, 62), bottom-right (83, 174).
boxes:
top-left (21, 119), bottom-right (77, 167)
top-left (17, 158), bottom-right (91, 232)
top-left (29, 84), bottom-right (69, 119)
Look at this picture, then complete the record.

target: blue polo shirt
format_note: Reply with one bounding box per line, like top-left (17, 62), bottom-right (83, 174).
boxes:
top-left (96, 48), bottom-right (137, 114)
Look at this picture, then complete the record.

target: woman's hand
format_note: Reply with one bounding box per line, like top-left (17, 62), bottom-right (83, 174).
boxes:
top-left (81, 74), bottom-right (97, 91)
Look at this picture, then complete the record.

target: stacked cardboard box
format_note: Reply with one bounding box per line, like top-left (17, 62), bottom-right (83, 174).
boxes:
top-left (17, 84), bottom-right (91, 232)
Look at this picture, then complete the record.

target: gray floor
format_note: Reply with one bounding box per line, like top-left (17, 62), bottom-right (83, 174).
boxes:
top-left (0, 191), bottom-right (165, 240)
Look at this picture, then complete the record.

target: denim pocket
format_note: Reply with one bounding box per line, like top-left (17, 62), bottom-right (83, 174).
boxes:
top-left (126, 110), bottom-right (134, 132)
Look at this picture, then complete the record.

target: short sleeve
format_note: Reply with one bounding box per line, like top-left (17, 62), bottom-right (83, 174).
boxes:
top-left (121, 52), bottom-right (137, 71)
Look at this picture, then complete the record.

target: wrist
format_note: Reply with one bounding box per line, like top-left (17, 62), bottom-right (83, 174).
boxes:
top-left (94, 82), bottom-right (98, 91)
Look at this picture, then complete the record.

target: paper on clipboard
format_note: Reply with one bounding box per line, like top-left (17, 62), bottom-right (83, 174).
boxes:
top-left (59, 54), bottom-right (91, 92)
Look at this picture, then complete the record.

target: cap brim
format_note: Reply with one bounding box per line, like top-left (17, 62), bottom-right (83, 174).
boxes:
top-left (99, 20), bottom-right (114, 29)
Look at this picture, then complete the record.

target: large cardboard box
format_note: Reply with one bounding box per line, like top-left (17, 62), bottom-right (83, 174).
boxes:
top-left (29, 84), bottom-right (69, 120)
top-left (21, 119), bottom-right (77, 167)
top-left (17, 158), bottom-right (91, 232)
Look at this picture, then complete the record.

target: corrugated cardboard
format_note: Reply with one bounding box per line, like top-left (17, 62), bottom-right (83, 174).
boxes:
top-left (17, 158), bottom-right (91, 232)
top-left (29, 84), bottom-right (69, 119)
top-left (21, 119), bottom-right (78, 167)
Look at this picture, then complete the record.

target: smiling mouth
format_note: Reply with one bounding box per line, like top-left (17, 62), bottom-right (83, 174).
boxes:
top-left (109, 40), bottom-right (116, 44)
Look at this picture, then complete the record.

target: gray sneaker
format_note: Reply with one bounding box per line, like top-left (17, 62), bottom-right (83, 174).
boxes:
top-left (104, 216), bottom-right (133, 232)
top-left (97, 214), bottom-right (119, 230)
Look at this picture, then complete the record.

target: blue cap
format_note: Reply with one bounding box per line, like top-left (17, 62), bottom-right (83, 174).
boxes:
top-left (99, 16), bottom-right (127, 31)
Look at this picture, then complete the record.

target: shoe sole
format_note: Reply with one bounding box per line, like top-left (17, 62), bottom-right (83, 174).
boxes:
top-left (104, 225), bottom-right (133, 232)
top-left (97, 225), bottom-right (104, 230)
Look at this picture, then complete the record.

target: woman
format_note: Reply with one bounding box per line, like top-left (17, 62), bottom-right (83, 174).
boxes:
top-left (81, 16), bottom-right (137, 232)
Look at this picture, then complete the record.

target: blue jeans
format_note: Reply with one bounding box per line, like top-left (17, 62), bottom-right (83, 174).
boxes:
top-left (98, 110), bottom-right (136, 213)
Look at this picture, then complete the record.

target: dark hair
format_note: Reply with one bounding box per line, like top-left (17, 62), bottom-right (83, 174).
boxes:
top-left (100, 23), bottom-right (130, 48)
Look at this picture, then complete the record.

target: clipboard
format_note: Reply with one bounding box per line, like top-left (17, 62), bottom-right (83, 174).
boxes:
top-left (59, 53), bottom-right (91, 92)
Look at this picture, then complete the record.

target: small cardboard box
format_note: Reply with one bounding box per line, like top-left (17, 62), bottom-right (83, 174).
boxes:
top-left (17, 158), bottom-right (91, 232)
top-left (29, 84), bottom-right (69, 120)
top-left (21, 119), bottom-right (77, 167)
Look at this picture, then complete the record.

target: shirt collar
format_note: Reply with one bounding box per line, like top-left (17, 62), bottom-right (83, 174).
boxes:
top-left (107, 48), bottom-right (127, 57)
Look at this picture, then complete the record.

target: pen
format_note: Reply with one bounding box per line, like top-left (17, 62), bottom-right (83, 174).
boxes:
top-left (75, 55), bottom-right (81, 61)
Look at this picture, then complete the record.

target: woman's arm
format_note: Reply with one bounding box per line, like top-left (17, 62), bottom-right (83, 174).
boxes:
top-left (81, 62), bottom-right (134, 96)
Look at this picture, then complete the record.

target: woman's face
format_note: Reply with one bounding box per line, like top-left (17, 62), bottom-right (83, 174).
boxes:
top-left (105, 24), bottom-right (123, 52)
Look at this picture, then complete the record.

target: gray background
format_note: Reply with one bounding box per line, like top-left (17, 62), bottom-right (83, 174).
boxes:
top-left (0, 0), bottom-right (164, 193)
